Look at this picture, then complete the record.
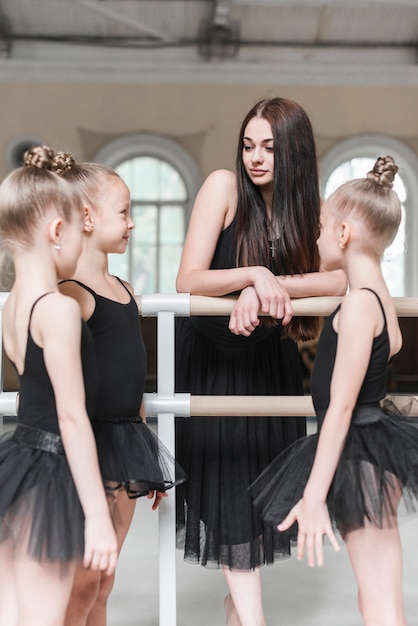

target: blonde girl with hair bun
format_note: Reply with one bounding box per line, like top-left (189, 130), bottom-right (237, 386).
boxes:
top-left (51, 149), bottom-right (186, 626)
top-left (251, 156), bottom-right (418, 626)
top-left (0, 146), bottom-right (118, 626)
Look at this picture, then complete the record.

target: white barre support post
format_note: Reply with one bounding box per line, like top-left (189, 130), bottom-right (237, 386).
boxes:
top-left (141, 294), bottom-right (190, 626)
top-left (157, 310), bottom-right (177, 626)
top-left (0, 292), bottom-right (10, 435)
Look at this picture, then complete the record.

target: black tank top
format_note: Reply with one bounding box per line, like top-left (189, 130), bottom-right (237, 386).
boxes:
top-left (190, 215), bottom-right (284, 347)
top-left (17, 293), bottom-right (99, 435)
top-left (311, 288), bottom-right (390, 427)
top-left (62, 279), bottom-right (146, 421)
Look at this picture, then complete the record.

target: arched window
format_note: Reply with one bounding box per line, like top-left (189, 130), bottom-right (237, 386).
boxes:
top-left (320, 136), bottom-right (418, 296)
top-left (94, 134), bottom-right (201, 293)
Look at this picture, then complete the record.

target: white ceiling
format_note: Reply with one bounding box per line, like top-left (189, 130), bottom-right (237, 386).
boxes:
top-left (1, 0), bottom-right (417, 85)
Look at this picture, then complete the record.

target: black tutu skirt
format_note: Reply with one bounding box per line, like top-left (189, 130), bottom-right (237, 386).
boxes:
top-left (250, 403), bottom-right (418, 539)
top-left (0, 423), bottom-right (85, 562)
top-left (92, 417), bottom-right (187, 498)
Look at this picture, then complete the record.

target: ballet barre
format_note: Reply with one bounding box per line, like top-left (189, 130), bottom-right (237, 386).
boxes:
top-left (138, 293), bottom-right (418, 626)
top-left (1, 292), bottom-right (418, 626)
top-left (136, 294), bottom-right (418, 317)
top-left (144, 394), bottom-right (418, 418)
top-left (146, 393), bottom-right (316, 416)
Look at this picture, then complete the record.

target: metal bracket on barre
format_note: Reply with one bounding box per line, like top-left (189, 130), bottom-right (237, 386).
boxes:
top-left (0, 292), bottom-right (9, 309)
top-left (144, 392), bottom-right (191, 418)
top-left (141, 293), bottom-right (190, 317)
top-left (0, 392), bottom-right (18, 417)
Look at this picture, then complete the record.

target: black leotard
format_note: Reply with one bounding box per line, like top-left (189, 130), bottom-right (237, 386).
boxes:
top-left (251, 289), bottom-right (418, 536)
top-left (0, 293), bottom-right (99, 561)
top-left (61, 279), bottom-right (186, 497)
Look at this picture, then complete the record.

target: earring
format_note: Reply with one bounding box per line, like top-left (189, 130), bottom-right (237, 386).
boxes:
top-left (54, 243), bottom-right (61, 250)
top-left (339, 241), bottom-right (345, 249)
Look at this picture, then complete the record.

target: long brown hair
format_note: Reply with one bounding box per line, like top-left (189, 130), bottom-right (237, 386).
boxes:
top-left (235, 97), bottom-right (321, 339)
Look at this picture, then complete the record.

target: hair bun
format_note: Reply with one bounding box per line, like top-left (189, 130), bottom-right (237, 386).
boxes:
top-left (22, 146), bottom-right (76, 175)
top-left (367, 155), bottom-right (398, 188)
top-left (23, 145), bottom-right (56, 170)
top-left (51, 151), bottom-right (76, 175)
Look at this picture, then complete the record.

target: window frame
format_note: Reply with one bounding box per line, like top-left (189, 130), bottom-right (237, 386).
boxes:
top-left (94, 132), bottom-right (202, 223)
top-left (93, 133), bottom-right (202, 292)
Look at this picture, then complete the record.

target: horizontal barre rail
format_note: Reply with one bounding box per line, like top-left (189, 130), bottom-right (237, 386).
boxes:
top-left (3, 392), bottom-right (416, 420)
top-left (385, 394), bottom-right (418, 416)
top-left (143, 393), bottom-right (315, 417)
top-left (143, 394), bottom-right (418, 418)
top-left (137, 295), bottom-right (418, 317)
top-left (191, 395), bottom-right (315, 416)
top-left (1, 293), bottom-right (418, 317)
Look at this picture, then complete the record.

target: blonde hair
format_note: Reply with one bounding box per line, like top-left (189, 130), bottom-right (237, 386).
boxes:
top-left (51, 151), bottom-right (120, 208)
top-left (328, 155), bottom-right (401, 254)
top-left (0, 145), bottom-right (82, 250)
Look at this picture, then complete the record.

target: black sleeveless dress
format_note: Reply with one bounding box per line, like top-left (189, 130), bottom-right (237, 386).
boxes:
top-left (0, 293), bottom-right (99, 562)
top-left (175, 218), bottom-right (306, 570)
top-left (62, 279), bottom-right (186, 497)
top-left (250, 289), bottom-right (418, 537)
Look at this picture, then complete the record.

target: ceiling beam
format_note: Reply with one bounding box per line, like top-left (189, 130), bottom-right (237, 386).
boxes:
top-left (0, 1), bottom-right (12, 57)
top-left (76, 0), bottom-right (175, 42)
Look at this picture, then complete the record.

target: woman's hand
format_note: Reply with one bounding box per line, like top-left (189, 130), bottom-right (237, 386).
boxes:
top-left (229, 266), bottom-right (293, 335)
top-left (278, 496), bottom-right (340, 567)
top-left (250, 266), bottom-right (293, 324)
top-left (229, 286), bottom-right (261, 336)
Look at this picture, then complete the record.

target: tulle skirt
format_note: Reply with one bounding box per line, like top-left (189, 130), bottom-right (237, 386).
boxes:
top-left (175, 316), bottom-right (306, 570)
top-left (250, 403), bottom-right (418, 539)
top-left (0, 423), bottom-right (85, 562)
top-left (92, 417), bottom-right (187, 498)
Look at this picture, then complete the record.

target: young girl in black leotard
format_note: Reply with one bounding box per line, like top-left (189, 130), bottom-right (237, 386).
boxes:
top-left (251, 156), bottom-right (418, 626)
top-left (51, 151), bottom-right (186, 626)
top-left (0, 146), bottom-right (117, 626)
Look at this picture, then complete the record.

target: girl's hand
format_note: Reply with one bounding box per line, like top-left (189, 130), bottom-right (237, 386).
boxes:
top-left (147, 490), bottom-right (168, 511)
top-left (251, 267), bottom-right (293, 324)
top-left (229, 286), bottom-right (261, 336)
top-left (278, 497), bottom-right (340, 567)
top-left (83, 516), bottom-right (118, 576)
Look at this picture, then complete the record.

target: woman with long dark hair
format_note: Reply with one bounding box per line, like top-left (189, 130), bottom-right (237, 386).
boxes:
top-left (175, 97), bottom-right (346, 625)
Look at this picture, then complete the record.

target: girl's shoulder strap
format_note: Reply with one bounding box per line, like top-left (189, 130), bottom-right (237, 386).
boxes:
top-left (115, 276), bottom-right (134, 299)
top-left (360, 287), bottom-right (387, 326)
top-left (59, 278), bottom-right (96, 298)
top-left (28, 292), bottom-right (54, 331)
